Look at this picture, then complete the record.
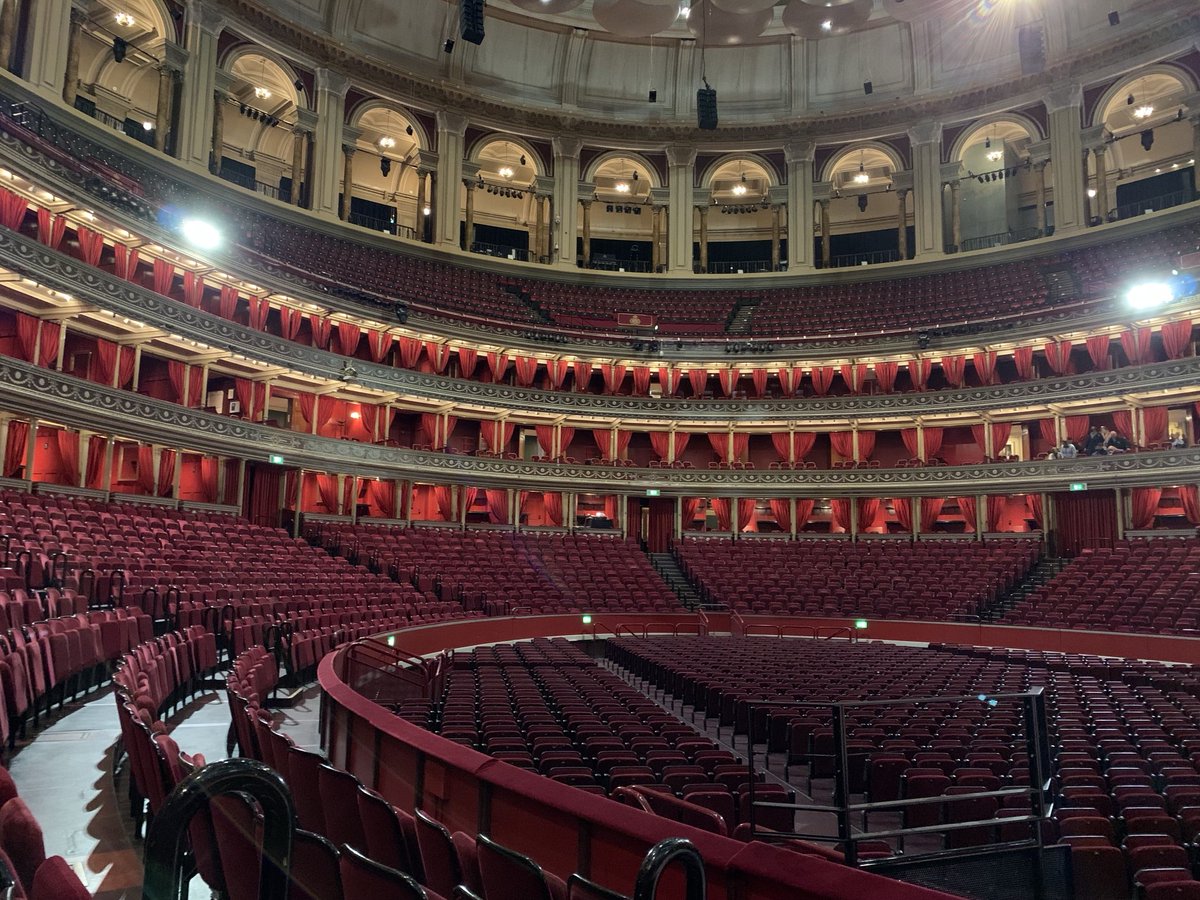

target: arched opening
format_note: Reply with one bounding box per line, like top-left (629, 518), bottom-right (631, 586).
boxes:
top-left (218, 51), bottom-right (304, 201)
top-left (702, 156), bottom-right (779, 274)
top-left (585, 154), bottom-right (657, 272)
top-left (823, 146), bottom-right (903, 268)
top-left (469, 138), bottom-right (543, 261)
top-left (346, 105), bottom-right (424, 238)
top-left (1098, 71), bottom-right (1196, 221)
top-left (955, 118), bottom-right (1039, 251)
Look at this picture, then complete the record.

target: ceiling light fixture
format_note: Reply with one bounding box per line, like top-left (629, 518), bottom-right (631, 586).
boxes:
top-left (853, 154), bottom-right (868, 184)
top-left (1133, 104), bottom-right (1154, 120)
top-left (732, 183), bottom-right (748, 195)
top-left (820, 19), bottom-right (832, 31)
top-left (498, 165), bottom-right (514, 179)
top-left (378, 136), bottom-right (396, 148)
top-left (114, 12), bottom-right (135, 27)
top-left (986, 149), bottom-right (1003, 162)
top-left (614, 182), bottom-right (630, 193)
top-left (254, 86), bottom-right (272, 100)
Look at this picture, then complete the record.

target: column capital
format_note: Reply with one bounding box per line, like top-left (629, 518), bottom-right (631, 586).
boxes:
top-left (1027, 138), bottom-right (1051, 165)
top-left (784, 140), bottom-right (816, 165)
top-left (69, 6), bottom-right (86, 26)
top-left (551, 136), bottom-right (582, 159)
top-left (665, 144), bottom-right (697, 168)
top-left (436, 110), bottom-right (468, 138)
top-left (461, 159), bottom-right (481, 181)
top-left (186, 0), bottom-right (226, 36)
top-left (1081, 124), bottom-right (1109, 152)
top-left (576, 181), bottom-right (595, 203)
top-left (315, 67), bottom-right (350, 98)
top-left (939, 160), bottom-right (963, 184)
top-left (214, 67), bottom-right (234, 94)
top-left (907, 121), bottom-right (942, 146)
top-left (341, 125), bottom-right (361, 155)
top-left (892, 169), bottom-right (913, 191)
top-left (1044, 83), bottom-right (1083, 113)
top-left (294, 107), bottom-right (318, 132)
top-left (160, 40), bottom-right (189, 73)
top-left (812, 180), bottom-right (833, 202)
top-left (1183, 92), bottom-right (1200, 116)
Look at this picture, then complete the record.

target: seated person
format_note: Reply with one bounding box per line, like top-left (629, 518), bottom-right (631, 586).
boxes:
top-left (1170, 433), bottom-right (1187, 449)
top-left (1103, 427), bottom-right (1129, 453)
top-left (1083, 426), bottom-right (1106, 456)
top-left (1058, 440), bottom-right (1078, 459)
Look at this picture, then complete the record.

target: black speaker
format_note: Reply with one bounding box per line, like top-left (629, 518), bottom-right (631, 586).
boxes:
top-left (461, 0), bottom-right (484, 46)
top-left (1108, 10), bottom-right (1120, 25)
top-left (863, 80), bottom-right (873, 95)
top-left (648, 89), bottom-right (657, 103)
top-left (380, 157), bottom-right (391, 177)
top-left (112, 37), bottom-right (127, 64)
top-left (1141, 129), bottom-right (1154, 151)
top-left (697, 86), bottom-right (718, 130)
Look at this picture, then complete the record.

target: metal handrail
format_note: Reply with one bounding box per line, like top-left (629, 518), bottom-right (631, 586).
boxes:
top-left (141, 758), bottom-right (294, 900)
top-left (632, 838), bottom-right (705, 900)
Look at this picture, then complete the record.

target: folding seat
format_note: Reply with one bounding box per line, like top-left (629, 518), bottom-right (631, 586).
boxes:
top-left (0, 797), bottom-right (44, 895)
top-left (339, 845), bottom-right (430, 900)
top-left (287, 748), bottom-right (327, 835)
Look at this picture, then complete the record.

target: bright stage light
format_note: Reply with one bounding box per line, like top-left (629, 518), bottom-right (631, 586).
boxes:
top-left (180, 218), bottom-right (222, 251)
top-left (1126, 281), bottom-right (1174, 310)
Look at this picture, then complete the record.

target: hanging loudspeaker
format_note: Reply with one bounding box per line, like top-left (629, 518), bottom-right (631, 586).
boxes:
top-left (697, 85), bottom-right (718, 130)
top-left (461, 0), bottom-right (485, 45)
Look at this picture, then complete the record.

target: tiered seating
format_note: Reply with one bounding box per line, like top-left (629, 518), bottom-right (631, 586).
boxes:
top-left (1002, 539), bottom-right (1200, 635)
top-left (320, 525), bottom-right (681, 615)
top-left (675, 538), bottom-right (1039, 620)
top-left (518, 282), bottom-right (736, 334)
top-left (613, 636), bottom-right (1200, 897)
top-left (0, 758), bottom-right (89, 898)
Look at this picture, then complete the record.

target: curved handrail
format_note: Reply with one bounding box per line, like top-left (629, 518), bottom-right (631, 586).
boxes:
top-left (632, 838), bottom-right (706, 900)
top-left (141, 758), bottom-right (294, 900)
top-left (779, 625), bottom-right (817, 639)
top-left (615, 624), bottom-right (645, 638)
top-left (818, 626), bottom-right (854, 642)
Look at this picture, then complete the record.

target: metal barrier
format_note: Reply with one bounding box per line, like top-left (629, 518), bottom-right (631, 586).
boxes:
top-left (632, 838), bottom-right (706, 900)
top-left (339, 637), bottom-right (444, 707)
top-left (744, 689), bottom-right (1053, 868)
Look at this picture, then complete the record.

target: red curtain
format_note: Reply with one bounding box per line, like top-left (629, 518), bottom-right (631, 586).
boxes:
top-left (222, 459), bottom-right (240, 506)
top-left (681, 497), bottom-right (701, 530)
top-left (14, 312), bottom-right (36, 362)
top-left (793, 433), bottom-right (816, 461)
top-left (357, 404), bottom-right (379, 442)
top-left (986, 496), bottom-right (1006, 532)
top-left (958, 496), bottom-right (977, 531)
top-left (1111, 409), bottom-right (1134, 439)
top-left (317, 474), bottom-right (341, 514)
top-left (370, 480), bottom-right (396, 519)
top-left (708, 432), bottom-right (730, 462)
top-left (1064, 416), bottom-right (1089, 443)
top-left (76, 225), bottom-right (104, 265)
top-left (657, 367), bottom-right (681, 395)
top-left (336, 322), bottom-right (361, 357)
top-left (182, 273), bottom-right (205, 310)
top-left (1142, 406), bottom-right (1169, 444)
top-left (279, 307), bottom-right (303, 341)
top-left (857, 431), bottom-right (876, 461)
top-left (1085, 335), bottom-right (1111, 370)
top-left (718, 368), bottom-right (738, 397)
top-left (649, 431), bottom-right (671, 461)
top-left (546, 359), bottom-right (568, 390)
top-left (858, 499), bottom-right (881, 530)
top-left (972, 351), bottom-right (997, 386)
top-left (769, 499), bottom-right (791, 533)
top-left (992, 423), bottom-right (1012, 455)
top-left (830, 432), bottom-right (854, 459)
top-left (2, 420), bottom-right (26, 477)
top-left (831, 499), bottom-right (851, 531)
top-left (771, 433), bottom-right (790, 461)
top-left (924, 428), bottom-right (944, 460)
top-left (795, 499), bottom-right (814, 531)
top-left (544, 492), bottom-right (564, 526)
top-left (480, 420), bottom-right (513, 453)
top-left (425, 342), bottom-right (451, 373)
top-left (85, 435), bottom-right (106, 489)
top-left (56, 430), bottom-right (79, 485)
top-left (901, 428), bottom-right (918, 457)
top-left (1162, 320), bottom-right (1193, 360)
top-left (921, 496), bottom-right (945, 531)
top-left (149, 258), bottom-right (173, 297)
top-left (687, 368), bottom-right (708, 396)
top-left (632, 366), bottom-right (651, 395)
top-left (559, 427), bottom-right (575, 456)
top-left (1122, 327), bottom-right (1153, 365)
top-left (1130, 488), bottom-right (1162, 530)
top-left (36, 320), bottom-right (59, 367)
top-left (112, 244), bottom-right (139, 280)
top-left (1043, 340), bottom-right (1073, 375)
top-left (778, 367), bottom-right (800, 397)
top-left (157, 449), bottom-right (176, 497)
top-left (486, 489), bottom-right (509, 524)
top-left (36, 208), bottom-right (66, 250)
top-left (457, 347), bottom-right (478, 378)
top-left (0, 188), bottom-right (27, 230)
top-left (892, 497), bottom-right (913, 531)
top-left (674, 432), bottom-right (690, 460)
top-left (168, 360), bottom-right (186, 403)
top-left (398, 338), bottom-right (422, 369)
top-left (94, 339), bottom-right (118, 385)
top-left (940, 355), bottom-right (966, 388)
top-left (486, 352), bottom-right (510, 382)
top-left (514, 357), bottom-right (538, 388)
top-left (188, 367), bottom-right (204, 408)
top-left (1039, 418), bottom-right (1058, 446)
top-left (750, 368), bottom-right (767, 397)
top-left (874, 361), bottom-right (898, 393)
top-left (1180, 486), bottom-right (1200, 526)
top-left (1028, 494), bottom-right (1043, 529)
top-left (199, 456), bottom-right (218, 503)
top-left (646, 499), bottom-right (673, 552)
top-left (534, 425), bottom-right (555, 457)
top-left (811, 366), bottom-right (834, 396)
top-left (592, 428), bottom-right (612, 458)
top-left (711, 498), bottom-right (732, 532)
top-left (573, 361), bottom-right (593, 391)
top-left (840, 363), bottom-right (867, 394)
top-left (601, 364), bottom-right (625, 394)
top-left (136, 444), bottom-right (155, 494)
top-left (418, 413), bottom-right (441, 447)
top-left (1054, 490), bottom-right (1117, 555)
top-left (907, 358), bottom-right (932, 391)
top-left (1013, 346), bottom-right (1034, 381)
top-left (737, 498), bottom-right (757, 532)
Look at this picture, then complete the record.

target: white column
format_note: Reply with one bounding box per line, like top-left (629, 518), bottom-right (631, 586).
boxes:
top-left (907, 121), bottom-right (945, 259)
top-left (435, 111), bottom-right (468, 248)
top-left (666, 145), bottom-right (697, 273)
top-left (312, 68), bottom-right (349, 216)
top-left (551, 136), bottom-right (581, 268)
top-left (176, 0), bottom-right (224, 171)
top-left (785, 140), bottom-right (815, 272)
top-left (24, 0), bottom-right (76, 98)
top-left (1045, 84), bottom-right (1087, 236)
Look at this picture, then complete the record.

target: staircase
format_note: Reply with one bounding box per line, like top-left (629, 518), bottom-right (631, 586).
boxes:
top-left (1041, 266), bottom-right (1082, 304)
top-left (980, 556), bottom-right (1071, 622)
top-left (725, 296), bottom-right (762, 335)
top-left (500, 282), bottom-right (554, 325)
top-left (648, 551), bottom-right (704, 610)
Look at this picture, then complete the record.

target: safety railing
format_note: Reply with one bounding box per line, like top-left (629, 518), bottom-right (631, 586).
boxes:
top-left (707, 259), bottom-right (773, 274)
top-left (338, 636), bottom-right (443, 707)
top-left (471, 241), bottom-right (534, 262)
top-left (348, 210), bottom-right (402, 235)
top-left (743, 689), bottom-right (1053, 868)
top-left (632, 838), bottom-right (706, 900)
top-left (1115, 189), bottom-right (1193, 221)
top-left (959, 227), bottom-right (1041, 253)
top-left (824, 249), bottom-right (901, 268)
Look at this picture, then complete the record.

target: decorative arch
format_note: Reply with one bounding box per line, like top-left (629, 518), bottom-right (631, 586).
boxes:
top-left (1090, 64), bottom-right (1198, 128)
top-left (348, 98), bottom-right (429, 151)
top-left (819, 141), bottom-right (905, 183)
top-left (948, 112), bottom-right (1044, 161)
top-left (583, 150), bottom-right (661, 188)
top-left (220, 44), bottom-right (307, 110)
top-left (699, 152), bottom-right (780, 189)
top-left (468, 134), bottom-right (546, 178)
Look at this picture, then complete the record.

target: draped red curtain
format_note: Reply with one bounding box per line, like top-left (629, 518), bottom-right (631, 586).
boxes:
top-left (94, 339), bottom-right (118, 386)
top-left (992, 423), bottom-right (1013, 455)
top-left (858, 499), bottom-right (881, 530)
top-left (36, 208), bottom-right (66, 250)
top-left (681, 498), bottom-right (701, 531)
top-left (426, 342), bottom-right (451, 374)
top-left (546, 359), bottom-right (568, 390)
top-left (370, 480), bottom-right (396, 519)
top-left (907, 358), bottom-right (932, 391)
top-left (771, 432), bottom-right (790, 461)
top-left (1161, 320), bottom-right (1193, 360)
top-left (792, 433), bottom-right (816, 461)
top-left (335, 322), bottom-right (361, 357)
top-left (559, 427), bottom-right (575, 456)
top-left (592, 429), bottom-right (612, 458)
top-left (971, 425), bottom-right (986, 454)
top-left (718, 368), bottom-right (738, 397)
top-left (113, 244), bottom-right (139, 281)
top-left (1013, 346), bottom-right (1034, 380)
top-left (1122, 327), bottom-right (1153, 365)
top-left (857, 431), bottom-right (876, 460)
top-left (157, 449), bottom-right (176, 497)
top-left (972, 351), bottom-right (997, 386)
top-left (535, 425), bottom-right (555, 457)
top-left (36, 320), bottom-right (59, 367)
top-left (708, 432), bottom-right (730, 462)
top-left (1054, 490), bottom-right (1117, 555)
top-left (398, 338), bottom-right (423, 369)
top-left (632, 366), bottom-right (651, 395)
top-left (986, 496), bottom-right (1006, 532)
top-left (0, 188), bottom-right (27, 230)
top-left (1085, 335), bottom-right (1111, 370)
top-left (940, 355), bottom-right (966, 388)
top-left (316, 474), bottom-right (340, 514)
top-left (136, 444), bottom-right (155, 494)
top-left (924, 427), bottom-right (944, 460)
top-left (199, 456), bottom-right (218, 503)
top-left (1064, 416), bottom-right (1090, 443)
top-left (646, 499), bottom-right (674, 552)
top-left (1043, 340), bottom-right (1073, 375)
top-left (601, 364), bottom-right (626, 394)
top-left (486, 489), bottom-right (509, 524)
top-left (737, 498), bottom-right (757, 532)
top-left (1111, 409), bottom-right (1134, 439)
top-left (615, 430), bottom-right (632, 459)
top-left (673, 432), bottom-right (690, 458)
top-left (1130, 488), bottom-right (1162, 530)
top-left (1028, 494), bottom-right (1043, 529)
top-left (182, 273), bottom-right (206, 310)
top-left (831, 499), bottom-right (851, 531)
top-left (750, 368), bottom-right (768, 397)
top-left (649, 431), bottom-right (670, 461)
top-left (188, 367), bottom-right (204, 408)
top-left (811, 366), bottom-right (835, 396)
top-left (795, 499), bottom-right (814, 531)
top-left (958, 496), bottom-right (977, 531)
top-left (710, 498), bottom-right (732, 532)
top-left (769, 499), bottom-right (791, 533)
top-left (514, 357), bottom-right (538, 388)
top-left (85, 435), bottom-right (106, 489)
top-left (457, 347), bottom-right (479, 378)
top-left (830, 431), bottom-right (854, 459)
top-left (839, 363), bottom-right (868, 394)
top-left (1142, 406), bottom-right (1169, 444)
top-left (892, 497), bottom-right (913, 531)
top-left (778, 367), bottom-right (800, 397)
top-left (480, 420), bottom-right (514, 453)
top-left (245, 297), bottom-right (269, 329)
top-left (279, 307), bottom-right (303, 341)
top-left (657, 367), bottom-right (681, 395)
top-left (573, 361), bottom-right (593, 390)
top-left (920, 498), bottom-right (944, 533)
top-left (56, 430), bottom-right (79, 485)
top-left (1039, 418), bottom-right (1058, 446)
top-left (901, 428), bottom-right (918, 457)
top-left (168, 360), bottom-right (186, 403)
top-left (1180, 486), bottom-right (1200, 526)
top-left (357, 405), bottom-right (379, 442)
top-left (486, 352), bottom-right (510, 382)
top-left (544, 492), bottom-right (564, 526)
top-left (150, 258), bottom-right (174, 297)
top-left (874, 361), bottom-right (898, 393)
top-left (76, 225), bottom-right (104, 266)
top-left (3, 421), bottom-right (27, 477)
top-left (687, 368), bottom-right (708, 396)
top-left (14, 312), bottom-right (37, 362)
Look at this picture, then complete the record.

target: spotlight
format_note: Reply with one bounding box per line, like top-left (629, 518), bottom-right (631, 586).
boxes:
top-left (1126, 281), bottom-right (1173, 310)
top-left (857, 194), bottom-right (868, 212)
top-left (422, 205), bottom-right (431, 216)
top-left (180, 218), bottom-right (222, 251)
top-left (1141, 129), bottom-right (1154, 151)
top-left (294, 79), bottom-right (305, 91)
top-left (519, 154), bottom-right (526, 166)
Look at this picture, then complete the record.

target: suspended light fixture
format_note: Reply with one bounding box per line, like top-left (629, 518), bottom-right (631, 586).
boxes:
top-left (114, 12), bottom-right (135, 26)
top-left (378, 136), bottom-right (396, 149)
top-left (853, 153), bottom-right (869, 184)
top-left (1133, 104), bottom-right (1154, 120)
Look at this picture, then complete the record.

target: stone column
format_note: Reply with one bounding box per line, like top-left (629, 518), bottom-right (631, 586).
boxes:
top-left (665, 145), bottom-right (696, 272)
top-left (289, 127), bottom-right (308, 206)
top-left (25, 0), bottom-right (75, 97)
top-left (435, 111), bottom-right (467, 248)
top-left (650, 205), bottom-right (661, 272)
top-left (896, 188), bottom-right (909, 259)
top-left (463, 178), bottom-right (476, 250)
top-left (551, 137), bottom-right (581, 267)
top-left (176, 0), bottom-right (224, 171)
top-left (818, 198), bottom-right (831, 268)
top-left (415, 168), bottom-right (432, 240)
top-left (209, 88), bottom-right (227, 175)
top-left (0, 0), bottom-right (18, 72)
top-left (1092, 142), bottom-right (1109, 224)
top-left (1045, 84), bottom-right (1087, 235)
top-left (1034, 161), bottom-right (1048, 235)
top-left (580, 199), bottom-right (592, 267)
top-left (948, 180), bottom-right (961, 252)
top-left (338, 135), bottom-right (358, 221)
top-left (62, 6), bottom-right (84, 106)
top-left (698, 205), bottom-right (709, 273)
top-left (770, 205), bottom-right (781, 271)
top-left (907, 121), bottom-right (945, 258)
top-left (312, 68), bottom-right (349, 216)
top-left (785, 140), bottom-right (815, 271)
top-left (154, 64), bottom-right (176, 153)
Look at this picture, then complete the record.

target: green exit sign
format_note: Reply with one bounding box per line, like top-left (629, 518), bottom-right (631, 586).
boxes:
top-left (646, 488), bottom-right (661, 497)
top-left (269, 454), bottom-right (285, 465)
top-left (1069, 482), bottom-right (1087, 492)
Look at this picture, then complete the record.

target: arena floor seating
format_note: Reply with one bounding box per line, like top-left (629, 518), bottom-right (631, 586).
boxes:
top-left (319, 524), bottom-right (681, 615)
top-left (674, 538), bottom-right (1039, 620)
top-left (1000, 538), bottom-right (1200, 635)
top-left (609, 635), bottom-right (1200, 898)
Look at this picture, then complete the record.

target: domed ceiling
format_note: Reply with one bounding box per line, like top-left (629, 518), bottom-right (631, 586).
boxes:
top-left (233, 0), bottom-right (1198, 138)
